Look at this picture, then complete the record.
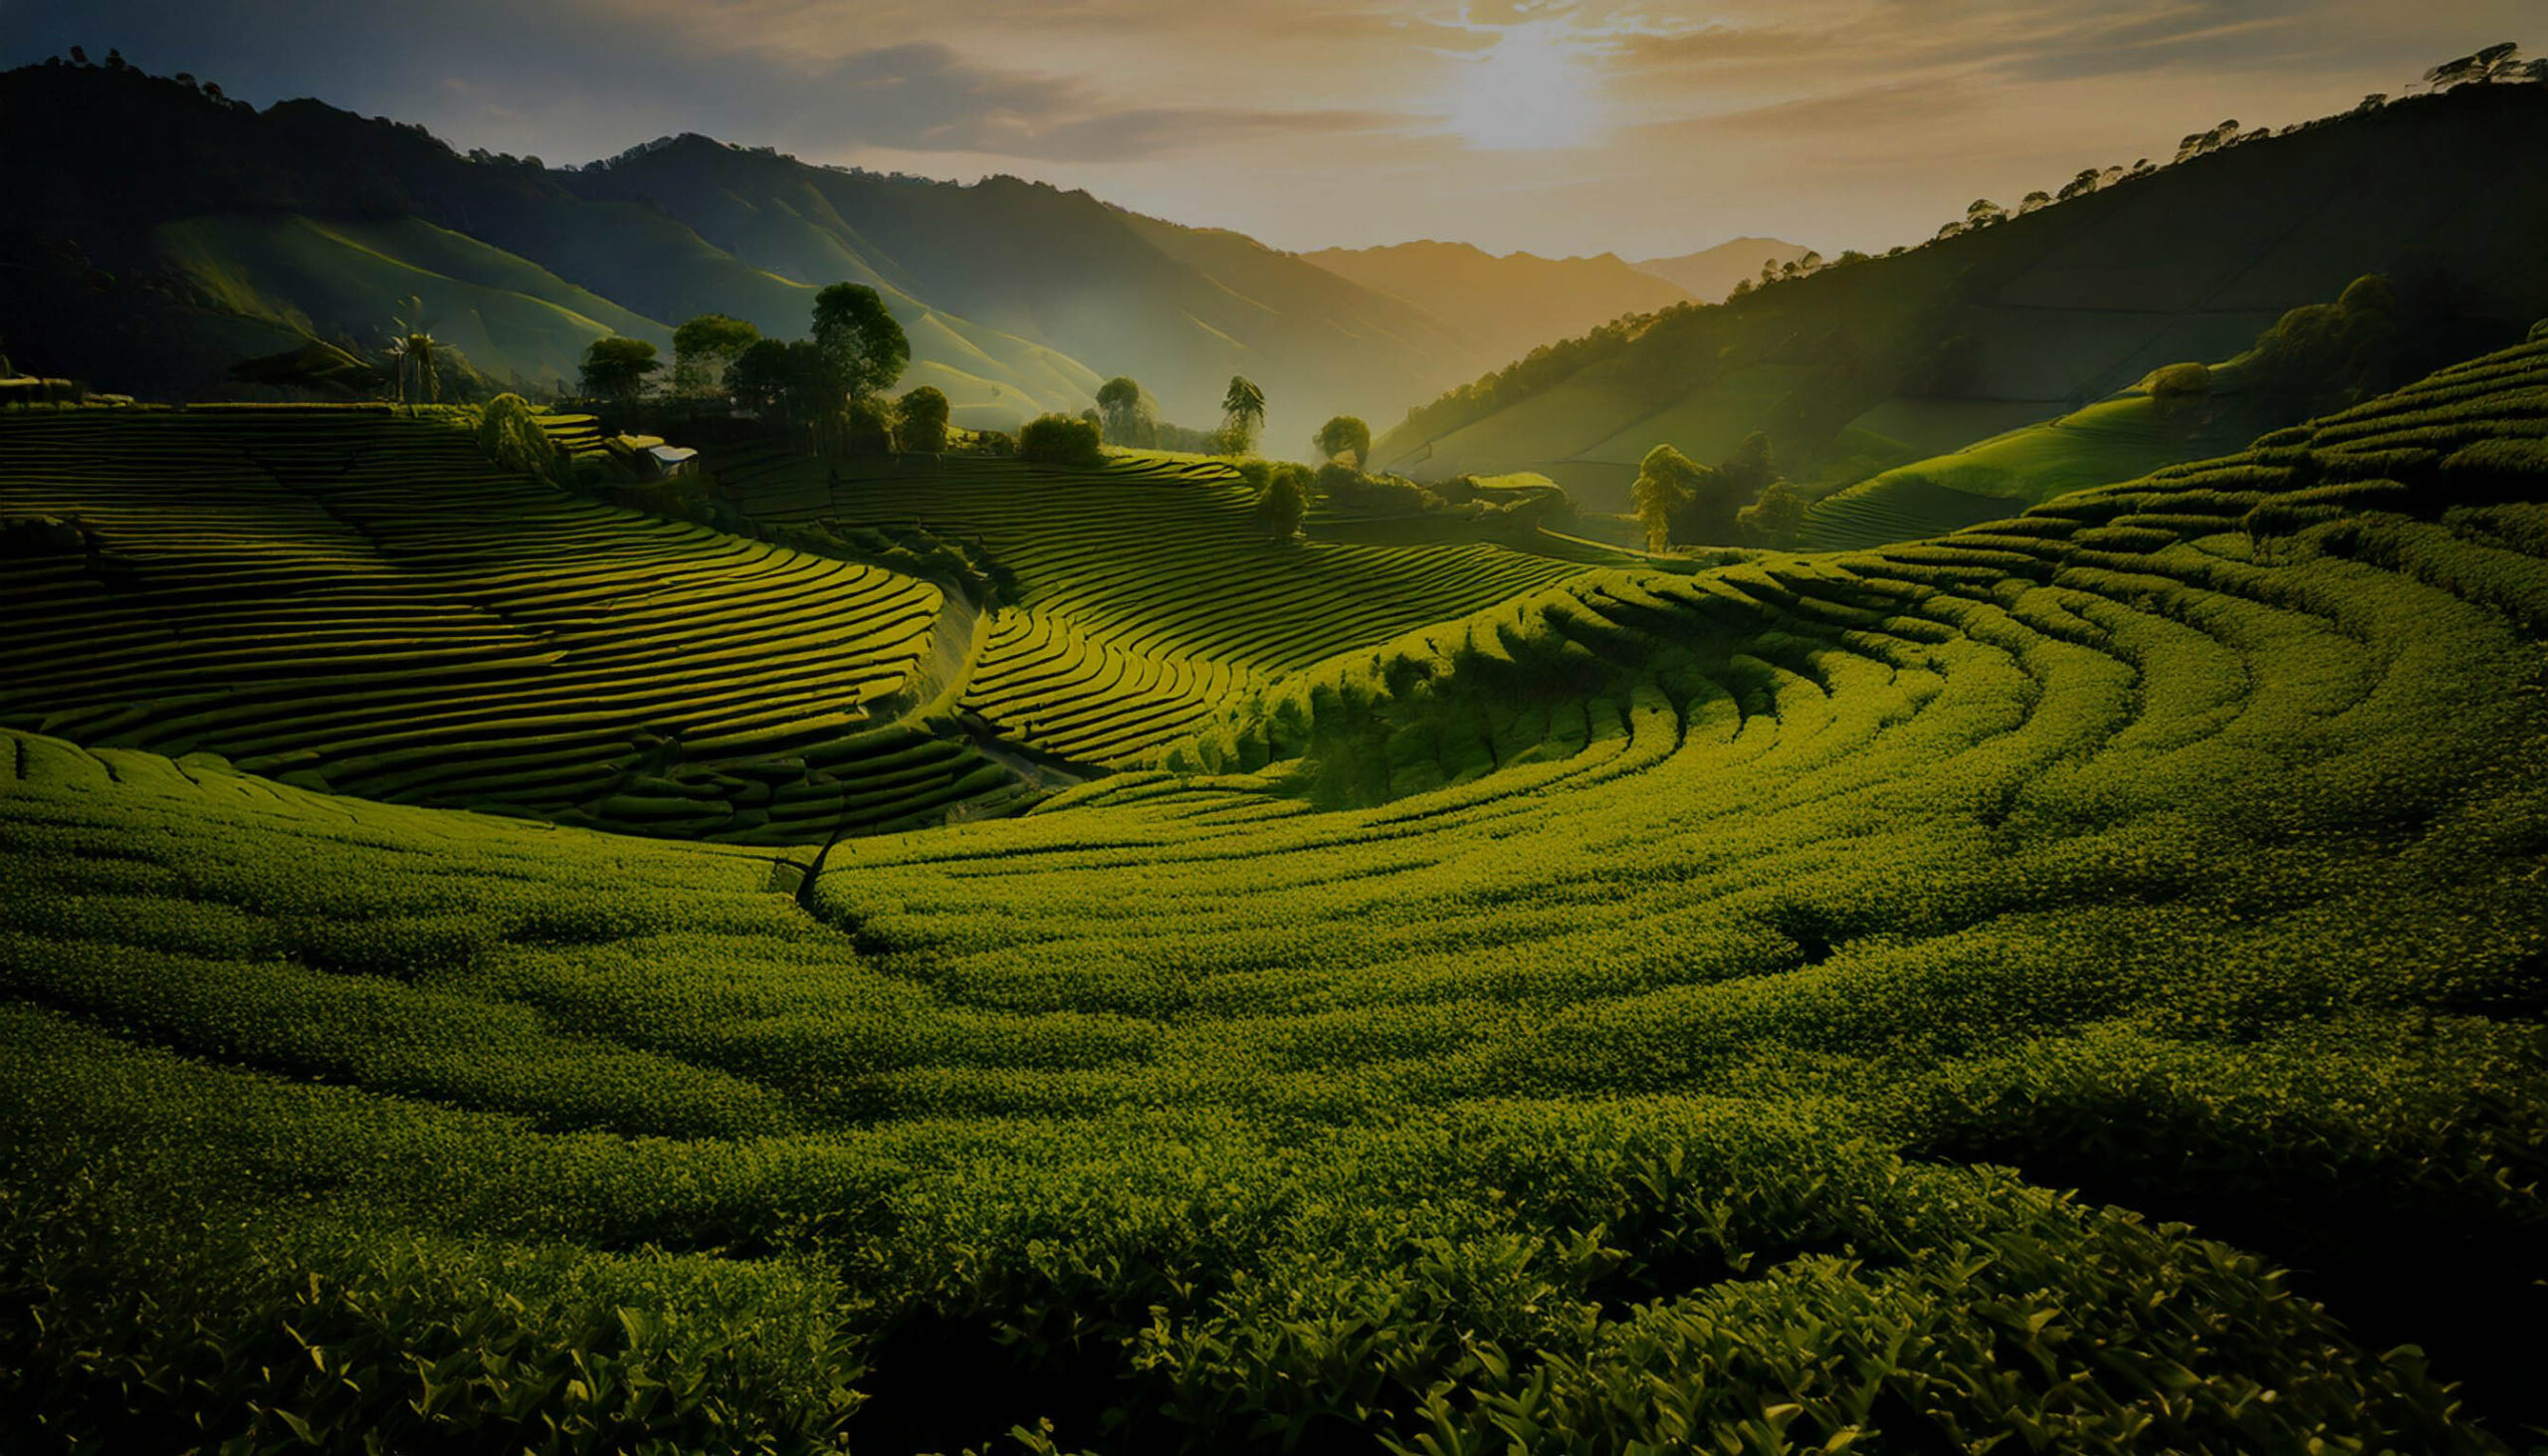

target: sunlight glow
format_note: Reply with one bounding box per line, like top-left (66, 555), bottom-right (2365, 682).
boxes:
top-left (1444, 20), bottom-right (1606, 151)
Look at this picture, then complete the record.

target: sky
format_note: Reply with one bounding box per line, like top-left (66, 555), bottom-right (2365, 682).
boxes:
top-left (1, 1), bottom-right (2537, 260)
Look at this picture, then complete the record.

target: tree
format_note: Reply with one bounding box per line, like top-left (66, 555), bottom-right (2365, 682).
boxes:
top-left (671, 314), bottom-right (759, 396)
top-left (1656, 434), bottom-right (1778, 547)
top-left (2018, 190), bottom-right (2052, 215)
top-left (898, 386), bottom-right (952, 453)
top-left (1221, 375), bottom-right (1266, 454)
top-left (1630, 444), bottom-right (1702, 553)
top-left (382, 297), bottom-right (443, 407)
top-left (729, 338), bottom-right (797, 419)
top-left (731, 339), bottom-right (845, 440)
top-left (1314, 415), bottom-right (1372, 467)
top-left (579, 336), bottom-right (661, 404)
top-left (1737, 480), bottom-right (1808, 547)
top-left (1255, 464), bottom-right (1309, 538)
top-left (1718, 431), bottom-right (1779, 501)
top-left (477, 394), bottom-right (558, 483)
top-left (809, 284), bottom-right (909, 401)
top-left (1096, 376), bottom-right (1153, 447)
top-left (1019, 413), bottom-right (1105, 467)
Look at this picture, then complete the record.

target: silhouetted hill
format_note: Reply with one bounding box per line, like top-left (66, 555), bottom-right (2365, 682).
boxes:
top-left (1631, 238), bottom-right (1810, 302)
top-left (581, 136), bottom-right (1486, 446)
top-left (1381, 85), bottom-right (2548, 512)
top-left (1300, 241), bottom-right (1693, 376)
top-left (0, 64), bottom-right (1112, 418)
top-left (0, 63), bottom-right (1501, 440)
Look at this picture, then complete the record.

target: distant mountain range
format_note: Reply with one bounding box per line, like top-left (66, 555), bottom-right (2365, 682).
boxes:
top-left (1375, 84), bottom-right (2548, 510)
top-left (1630, 239), bottom-right (1813, 303)
top-left (1299, 242), bottom-right (1697, 377)
top-left (0, 60), bottom-right (1788, 451)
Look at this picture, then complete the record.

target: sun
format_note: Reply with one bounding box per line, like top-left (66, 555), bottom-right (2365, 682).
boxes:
top-left (1445, 20), bottom-right (1606, 151)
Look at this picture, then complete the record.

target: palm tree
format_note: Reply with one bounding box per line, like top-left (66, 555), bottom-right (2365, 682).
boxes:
top-left (1221, 375), bottom-right (1265, 454)
top-left (385, 297), bottom-right (441, 409)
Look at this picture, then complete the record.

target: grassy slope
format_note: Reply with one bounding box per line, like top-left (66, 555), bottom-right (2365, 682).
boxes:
top-left (154, 215), bottom-right (672, 387)
top-left (5, 338), bottom-right (2547, 1451)
top-left (1378, 86), bottom-right (2548, 515)
top-left (0, 406), bottom-right (1026, 841)
top-left (1798, 378), bottom-right (2284, 549)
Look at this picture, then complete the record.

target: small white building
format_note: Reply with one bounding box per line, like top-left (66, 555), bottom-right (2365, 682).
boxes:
top-left (645, 444), bottom-right (700, 479)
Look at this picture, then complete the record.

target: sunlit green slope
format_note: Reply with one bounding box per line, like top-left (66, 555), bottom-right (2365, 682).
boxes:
top-left (155, 215), bottom-right (671, 388)
top-left (4, 334), bottom-right (2546, 1452)
top-left (1795, 375), bottom-right (2284, 550)
top-left (0, 405), bottom-right (1025, 840)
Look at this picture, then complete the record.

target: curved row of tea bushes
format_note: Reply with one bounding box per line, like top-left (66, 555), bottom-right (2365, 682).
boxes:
top-left (0, 407), bottom-right (1026, 839)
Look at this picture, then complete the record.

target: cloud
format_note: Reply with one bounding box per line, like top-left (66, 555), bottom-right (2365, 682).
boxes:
top-left (0, 0), bottom-right (2537, 257)
top-left (756, 41), bottom-right (1395, 160)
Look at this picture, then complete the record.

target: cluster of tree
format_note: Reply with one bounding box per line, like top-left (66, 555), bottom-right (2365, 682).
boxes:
top-left (1631, 432), bottom-right (1805, 550)
top-left (1083, 373), bottom-right (1268, 456)
top-left (1232, 460), bottom-right (1313, 538)
top-left (573, 283), bottom-right (971, 455)
top-left (2422, 43), bottom-right (2547, 91)
top-left (1018, 413), bottom-right (1105, 467)
top-left (2239, 274), bottom-right (2407, 410)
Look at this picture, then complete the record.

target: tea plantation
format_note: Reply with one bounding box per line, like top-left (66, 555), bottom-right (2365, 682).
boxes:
top-left (716, 446), bottom-right (1587, 763)
top-left (4, 338), bottom-right (2548, 1453)
top-left (0, 405), bottom-right (1033, 842)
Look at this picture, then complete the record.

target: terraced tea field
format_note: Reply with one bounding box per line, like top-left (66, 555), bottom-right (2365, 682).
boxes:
top-left (0, 406), bottom-right (1024, 840)
top-left (716, 446), bottom-right (1589, 761)
top-left (5, 335), bottom-right (2547, 1452)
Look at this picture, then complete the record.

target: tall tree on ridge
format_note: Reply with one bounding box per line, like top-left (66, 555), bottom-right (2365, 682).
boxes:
top-left (1221, 375), bottom-right (1266, 455)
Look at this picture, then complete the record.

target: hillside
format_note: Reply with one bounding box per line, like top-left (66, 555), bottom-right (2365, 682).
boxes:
top-left (1378, 84), bottom-right (2548, 517)
top-left (0, 63), bottom-right (1517, 443)
top-left (1631, 236), bottom-right (1810, 301)
top-left (0, 63), bottom-right (1110, 426)
top-left (579, 140), bottom-right (1489, 447)
top-left (1797, 367), bottom-right (2291, 549)
top-left (5, 332), bottom-right (2547, 1450)
top-left (1299, 241), bottom-right (1693, 378)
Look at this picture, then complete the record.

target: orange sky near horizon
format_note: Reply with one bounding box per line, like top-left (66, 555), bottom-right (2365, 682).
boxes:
top-left (4, 1), bottom-right (2540, 259)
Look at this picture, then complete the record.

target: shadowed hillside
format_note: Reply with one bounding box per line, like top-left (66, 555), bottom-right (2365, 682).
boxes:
top-left (1380, 85), bottom-right (2548, 516)
top-left (576, 139), bottom-right (1490, 447)
top-left (0, 64), bottom-right (1524, 443)
top-left (0, 63), bottom-right (1104, 423)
